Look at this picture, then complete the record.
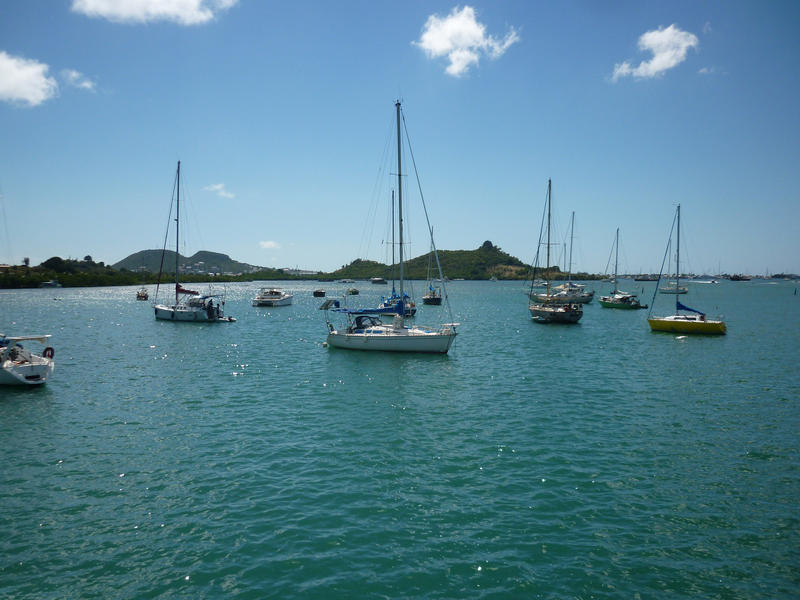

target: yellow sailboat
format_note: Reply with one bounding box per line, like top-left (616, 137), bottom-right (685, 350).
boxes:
top-left (648, 205), bottom-right (726, 335)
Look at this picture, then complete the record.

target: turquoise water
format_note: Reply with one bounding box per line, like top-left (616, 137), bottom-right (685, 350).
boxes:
top-left (1, 280), bottom-right (798, 598)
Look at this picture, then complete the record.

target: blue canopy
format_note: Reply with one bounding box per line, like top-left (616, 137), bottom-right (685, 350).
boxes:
top-left (677, 300), bottom-right (705, 316)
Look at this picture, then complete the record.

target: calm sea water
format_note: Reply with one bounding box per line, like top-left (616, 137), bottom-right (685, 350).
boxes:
top-left (1, 280), bottom-right (798, 599)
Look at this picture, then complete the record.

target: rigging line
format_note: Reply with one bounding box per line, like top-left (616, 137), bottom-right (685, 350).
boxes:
top-left (647, 208), bottom-right (679, 317)
top-left (358, 113), bottom-right (395, 262)
top-left (401, 106), bottom-right (454, 324)
top-left (155, 167), bottom-right (179, 301)
top-left (527, 183), bottom-right (549, 296)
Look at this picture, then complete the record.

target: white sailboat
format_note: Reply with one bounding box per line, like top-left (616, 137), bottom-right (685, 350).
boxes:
top-left (599, 228), bottom-right (647, 309)
top-left (528, 179), bottom-right (583, 324)
top-left (153, 161), bottom-right (235, 322)
top-left (324, 101), bottom-right (457, 353)
top-left (648, 205), bottom-right (726, 334)
top-left (0, 334), bottom-right (54, 385)
top-left (530, 211), bottom-right (594, 304)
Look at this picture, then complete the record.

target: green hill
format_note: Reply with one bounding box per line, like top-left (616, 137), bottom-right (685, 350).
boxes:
top-left (326, 241), bottom-right (534, 281)
top-left (113, 249), bottom-right (263, 275)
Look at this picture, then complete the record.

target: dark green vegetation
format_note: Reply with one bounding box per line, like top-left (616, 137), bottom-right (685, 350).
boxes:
top-left (113, 250), bottom-right (262, 275)
top-left (0, 241), bottom-right (603, 288)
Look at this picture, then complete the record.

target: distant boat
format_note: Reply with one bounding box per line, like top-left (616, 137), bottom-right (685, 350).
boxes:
top-left (729, 274), bottom-right (751, 281)
top-left (252, 288), bottom-right (293, 307)
top-left (528, 180), bottom-right (582, 324)
top-left (152, 161), bottom-right (235, 322)
top-left (659, 281), bottom-right (688, 294)
top-left (136, 287), bottom-right (149, 301)
top-left (0, 334), bottom-right (54, 386)
top-left (533, 211), bottom-right (593, 304)
top-left (346, 288), bottom-right (359, 295)
top-left (370, 277), bottom-right (387, 284)
top-left (313, 289), bottom-right (326, 297)
top-left (38, 280), bottom-right (61, 288)
top-left (323, 101), bottom-right (457, 353)
top-left (422, 244), bottom-right (443, 305)
top-left (648, 205), bottom-right (726, 335)
top-left (599, 228), bottom-right (647, 310)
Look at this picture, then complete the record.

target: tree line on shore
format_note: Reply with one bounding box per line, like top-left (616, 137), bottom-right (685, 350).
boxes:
top-left (1, 242), bottom-right (603, 289)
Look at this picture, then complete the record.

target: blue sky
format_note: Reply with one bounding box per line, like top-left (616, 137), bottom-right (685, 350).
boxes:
top-left (1, 1), bottom-right (798, 275)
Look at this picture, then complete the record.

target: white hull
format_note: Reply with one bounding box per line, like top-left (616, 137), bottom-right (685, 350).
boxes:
top-left (530, 290), bottom-right (594, 304)
top-left (327, 325), bottom-right (456, 353)
top-left (1, 336), bottom-right (54, 385)
top-left (154, 304), bottom-right (232, 322)
top-left (252, 296), bottom-right (293, 307)
top-left (0, 359), bottom-right (54, 385)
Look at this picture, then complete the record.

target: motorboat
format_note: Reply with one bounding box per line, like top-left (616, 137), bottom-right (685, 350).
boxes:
top-left (252, 288), bottom-right (293, 307)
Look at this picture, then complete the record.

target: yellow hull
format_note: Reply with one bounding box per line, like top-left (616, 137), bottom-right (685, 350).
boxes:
top-left (648, 316), bottom-right (726, 335)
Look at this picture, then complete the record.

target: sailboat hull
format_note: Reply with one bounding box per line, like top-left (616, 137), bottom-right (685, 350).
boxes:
top-left (327, 327), bottom-right (456, 353)
top-left (0, 360), bottom-right (54, 385)
top-left (529, 304), bottom-right (583, 323)
top-left (154, 304), bottom-right (233, 322)
top-left (648, 315), bottom-right (726, 335)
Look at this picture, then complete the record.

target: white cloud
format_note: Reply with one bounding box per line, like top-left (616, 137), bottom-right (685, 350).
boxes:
top-left (203, 183), bottom-right (234, 199)
top-left (0, 51), bottom-right (59, 107)
top-left (61, 69), bottom-right (96, 91)
top-left (259, 241), bottom-right (280, 249)
top-left (414, 6), bottom-right (519, 77)
top-left (612, 24), bottom-right (699, 82)
top-left (698, 66), bottom-right (714, 75)
top-left (71, 0), bottom-right (238, 25)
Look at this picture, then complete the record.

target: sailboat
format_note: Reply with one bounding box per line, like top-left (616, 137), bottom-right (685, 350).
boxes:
top-left (324, 101), bottom-right (457, 353)
top-left (153, 161), bottom-right (235, 322)
top-left (658, 239), bottom-right (688, 294)
top-left (0, 334), bottom-right (55, 385)
top-left (528, 179), bottom-right (582, 324)
top-left (648, 205), bottom-right (726, 334)
top-left (530, 211), bottom-right (594, 304)
top-left (599, 228), bottom-right (647, 309)
top-left (422, 238), bottom-right (442, 305)
top-left (375, 191), bottom-right (416, 316)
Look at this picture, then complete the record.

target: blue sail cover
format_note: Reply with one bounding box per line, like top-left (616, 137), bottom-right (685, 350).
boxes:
top-left (676, 300), bottom-right (705, 316)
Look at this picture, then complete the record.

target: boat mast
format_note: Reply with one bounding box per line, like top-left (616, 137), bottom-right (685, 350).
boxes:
top-left (391, 189), bottom-right (396, 295)
top-left (613, 228), bottom-right (619, 294)
top-left (675, 203), bottom-right (681, 312)
top-left (396, 101), bottom-right (404, 321)
top-left (545, 179), bottom-right (551, 298)
top-left (568, 211), bottom-right (574, 283)
top-left (175, 160), bottom-right (180, 305)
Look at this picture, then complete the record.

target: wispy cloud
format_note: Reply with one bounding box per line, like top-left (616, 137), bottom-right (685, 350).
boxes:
top-left (612, 24), bottom-right (699, 82)
top-left (703, 21), bottom-right (712, 34)
top-left (0, 51), bottom-right (58, 107)
top-left (61, 69), bottom-right (96, 92)
top-left (414, 6), bottom-right (519, 77)
top-left (203, 183), bottom-right (234, 199)
top-left (71, 0), bottom-right (238, 26)
top-left (259, 241), bottom-right (280, 249)
top-left (698, 66), bottom-right (714, 75)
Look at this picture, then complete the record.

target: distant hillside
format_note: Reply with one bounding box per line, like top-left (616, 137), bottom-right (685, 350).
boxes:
top-left (114, 249), bottom-right (263, 275)
top-left (326, 241), bottom-right (533, 280)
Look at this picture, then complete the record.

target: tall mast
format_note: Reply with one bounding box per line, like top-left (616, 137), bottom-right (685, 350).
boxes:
top-left (175, 160), bottom-right (180, 305)
top-left (613, 227), bottom-right (619, 294)
top-left (676, 204), bottom-right (681, 311)
top-left (396, 101), bottom-right (404, 320)
top-left (545, 179), bottom-right (551, 297)
top-left (391, 190), bottom-right (396, 294)
top-left (568, 211), bottom-right (574, 283)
